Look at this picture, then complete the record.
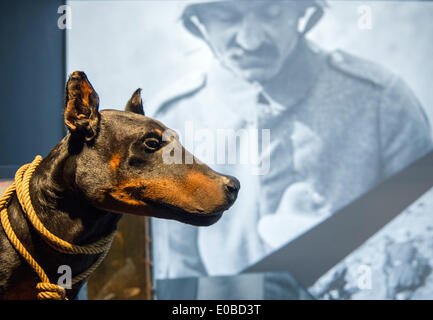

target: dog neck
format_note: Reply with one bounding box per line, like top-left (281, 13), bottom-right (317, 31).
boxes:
top-left (3, 135), bottom-right (122, 299)
top-left (28, 135), bottom-right (122, 245)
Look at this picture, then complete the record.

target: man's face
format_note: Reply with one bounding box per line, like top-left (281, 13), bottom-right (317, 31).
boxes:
top-left (193, 1), bottom-right (304, 83)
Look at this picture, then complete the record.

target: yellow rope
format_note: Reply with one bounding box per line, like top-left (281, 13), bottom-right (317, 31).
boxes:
top-left (0, 156), bottom-right (116, 300)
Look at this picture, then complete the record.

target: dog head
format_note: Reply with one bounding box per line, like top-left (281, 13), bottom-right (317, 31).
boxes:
top-left (64, 71), bottom-right (239, 226)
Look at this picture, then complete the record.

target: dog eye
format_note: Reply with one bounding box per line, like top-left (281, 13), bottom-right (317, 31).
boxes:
top-left (143, 137), bottom-right (160, 151)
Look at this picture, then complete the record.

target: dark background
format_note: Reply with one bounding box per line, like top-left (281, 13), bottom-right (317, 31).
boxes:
top-left (0, 0), bottom-right (65, 178)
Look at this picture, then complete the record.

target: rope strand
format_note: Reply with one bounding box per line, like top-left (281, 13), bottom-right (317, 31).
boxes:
top-left (0, 156), bottom-right (115, 300)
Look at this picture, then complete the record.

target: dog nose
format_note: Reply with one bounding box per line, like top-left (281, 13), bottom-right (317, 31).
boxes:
top-left (223, 175), bottom-right (240, 202)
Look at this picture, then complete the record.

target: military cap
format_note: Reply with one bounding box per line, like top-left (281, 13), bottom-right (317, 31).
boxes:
top-left (179, 0), bottom-right (327, 37)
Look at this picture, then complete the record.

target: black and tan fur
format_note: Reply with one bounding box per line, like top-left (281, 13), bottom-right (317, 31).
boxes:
top-left (0, 71), bottom-right (239, 300)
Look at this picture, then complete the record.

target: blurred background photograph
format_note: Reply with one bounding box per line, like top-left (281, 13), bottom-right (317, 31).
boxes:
top-left (1, 0), bottom-right (433, 300)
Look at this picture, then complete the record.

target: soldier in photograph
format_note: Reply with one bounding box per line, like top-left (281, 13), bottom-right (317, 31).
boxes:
top-left (149, 0), bottom-right (432, 282)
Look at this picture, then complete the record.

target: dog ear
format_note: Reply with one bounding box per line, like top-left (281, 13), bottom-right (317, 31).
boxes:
top-left (125, 88), bottom-right (145, 115)
top-left (64, 71), bottom-right (100, 141)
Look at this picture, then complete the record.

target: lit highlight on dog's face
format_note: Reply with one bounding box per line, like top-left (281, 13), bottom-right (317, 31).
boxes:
top-left (65, 72), bottom-right (239, 226)
top-left (98, 112), bottom-right (237, 226)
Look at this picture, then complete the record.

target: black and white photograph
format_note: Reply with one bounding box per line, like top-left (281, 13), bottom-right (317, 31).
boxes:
top-left (1, 0), bottom-right (433, 302)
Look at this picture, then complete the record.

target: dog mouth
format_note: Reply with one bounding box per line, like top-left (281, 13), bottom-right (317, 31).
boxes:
top-left (148, 201), bottom-right (225, 227)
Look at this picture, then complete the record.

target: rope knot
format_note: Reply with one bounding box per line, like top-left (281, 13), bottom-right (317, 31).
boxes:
top-left (36, 282), bottom-right (66, 300)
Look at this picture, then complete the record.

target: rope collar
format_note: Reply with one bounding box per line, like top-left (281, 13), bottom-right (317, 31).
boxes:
top-left (0, 156), bottom-right (116, 300)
